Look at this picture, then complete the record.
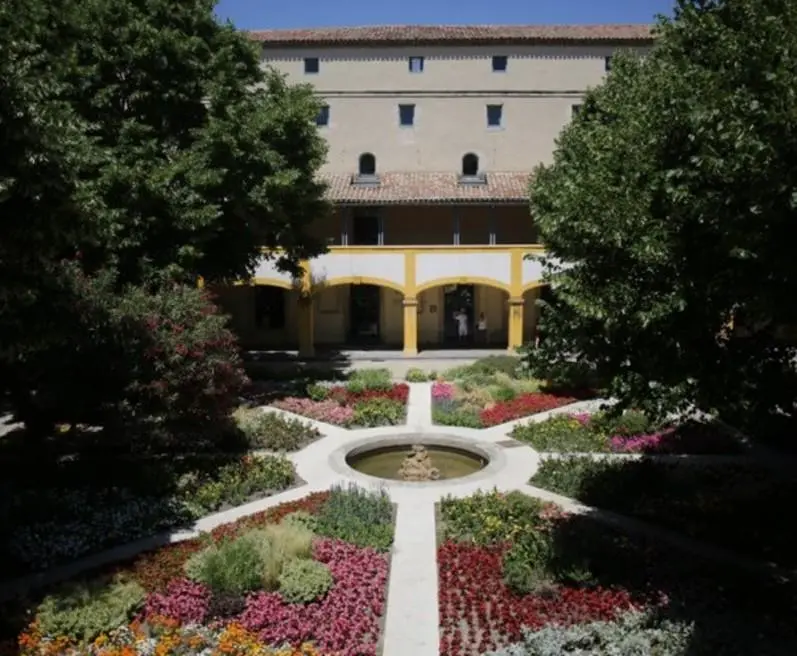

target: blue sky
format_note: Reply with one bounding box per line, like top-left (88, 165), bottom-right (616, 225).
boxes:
top-left (214, 0), bottom-right (675, 30)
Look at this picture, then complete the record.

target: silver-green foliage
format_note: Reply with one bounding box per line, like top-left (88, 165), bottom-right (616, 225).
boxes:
top-left (278, 559), bottom-right (333, 603)
top-left (35, 578), bottom-right (145, 643)
top-left (484, 610), bottom-right (692, 656)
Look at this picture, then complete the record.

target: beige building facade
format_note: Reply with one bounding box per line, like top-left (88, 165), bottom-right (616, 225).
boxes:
top-left (215, 24), bottom-right (653, 354)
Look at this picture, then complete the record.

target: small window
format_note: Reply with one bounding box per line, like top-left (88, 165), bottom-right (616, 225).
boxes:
top-left (604, 56), bottom-right (612, 72)
top-left (486, 104), bottom-right (503, 128)
top-left (358, 152), bottom-right (376, 176)
top-left (492, 56), bottom-right (508, 72)
top-left (316, 104), bottom-right (330, 126)
top-left (398, 104), bottom-right (415, 127)
top-left (254, 286), bottom-right (286, 330)
top-left (408, 56), bottom-right (424, 73)
top-left (462, 153), bottom-right (479, 176)
top-left (571, 104), bottom-right (582, 118)
top-left (304, 57), bottom-right (320, 74)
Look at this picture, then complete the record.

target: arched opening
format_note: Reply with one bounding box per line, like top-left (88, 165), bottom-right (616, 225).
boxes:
top-left (417, 282), bottom-right (509, 349)
top-left (358, 152), bottom-right (376, 176)
top-left (212, 283), bottom-right (294, 349)
top-left (313, 283), bottom-right (404, 348)
top-left (461, 153), bottom-right (479, 177)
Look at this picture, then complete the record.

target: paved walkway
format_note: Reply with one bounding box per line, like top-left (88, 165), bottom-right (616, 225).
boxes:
top-left (1, 383), bottom-right (789, 655)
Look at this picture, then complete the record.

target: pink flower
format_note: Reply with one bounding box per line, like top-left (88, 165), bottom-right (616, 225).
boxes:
top-left (144, 578), bottom-right (210, 623)
top-left (431, 382), bottom-right (454, 401)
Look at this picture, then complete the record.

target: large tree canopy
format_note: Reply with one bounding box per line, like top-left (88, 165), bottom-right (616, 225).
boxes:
top-left (527, 0), bottom-right (797, 436)
top-left (0, 0), bottom-right (331, 441)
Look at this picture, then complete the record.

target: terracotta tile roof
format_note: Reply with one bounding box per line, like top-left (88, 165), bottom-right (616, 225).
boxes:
top-left (249, 24), bottom-right (654, 47)
top-left (320, 171), bottom-right (530, 204)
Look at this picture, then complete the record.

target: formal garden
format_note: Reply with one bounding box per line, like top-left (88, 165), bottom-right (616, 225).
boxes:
top-left (4, 0), bottom-right (797, 654)
top-left (429, 356), bottom-right (592, 428)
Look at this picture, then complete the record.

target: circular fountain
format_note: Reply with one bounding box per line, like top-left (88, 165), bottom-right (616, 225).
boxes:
top-left (330, 434), bottom-right (505, 487)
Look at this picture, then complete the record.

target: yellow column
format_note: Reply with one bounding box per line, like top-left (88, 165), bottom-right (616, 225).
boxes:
top-left (297, 261), bottom-right (314, 357)
top-left (507, 298), bottom-right (525, 351)
top-left (403, 251), bottom-right (418, 355)
top-left (197, 276), bottom-right (205, 289)
top-left (508, 248), bottom-right (525, 351)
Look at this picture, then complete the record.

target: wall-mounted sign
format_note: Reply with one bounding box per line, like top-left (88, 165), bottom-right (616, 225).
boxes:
top-left (429, 304), bottom-right (437, 314)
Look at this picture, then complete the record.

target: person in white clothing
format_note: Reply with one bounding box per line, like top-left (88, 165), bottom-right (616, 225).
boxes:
top-left (476, 312), bottom-right (488, 345)
top-left (454, 308), bottom-right (469, 342)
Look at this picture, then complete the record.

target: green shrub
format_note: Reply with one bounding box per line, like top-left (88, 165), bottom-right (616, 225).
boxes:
top-left (278, 559), bottom-right (334, 604)
top-left (470, 355), bottom-right (521, 377)
top-left (35, 578), bottom-right (145, 643)
top-left (259, 523), bottom-right (315, 588)
top-left (591, 408), bottom-right (652, 437)
top-left (306, 383), bottom-right (329, 401)
top-left (432, 407), bottom-right (483, 428)
top-left (529, 457), bottom-right (616, 499)
top-left (405, 367), bottom-right (430, 382)
top-left (440, 490), bottom-right (548, 545)
top-left (485, 610), bottom-right (692, 656)
top-left (502, 530), bottom-right (555, 596)
top-left (281, 510), bottom-right (319, 534)
top-left (512, 415), bottom-right (608, 452)
top-left (490, 385), bottom-right (518, 402)
top-left (352, 397), bottom-right (405, 427)
top-left (347, 368), bottom-right (392, 391)
top-left (316, 484), bottom-right (394, 550)
top-left (184, 531), bottom-right (270, 594)
top-left (232, 408), bottom-right (320, 451)
top-left (182, 455), bottom-right (295, 515)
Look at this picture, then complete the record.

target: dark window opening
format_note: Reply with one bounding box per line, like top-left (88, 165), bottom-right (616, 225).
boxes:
top-left (304, 57), bottom-right (320, 74)
top-left (487, 104), bottom-right (503, 127)
top-left (604, 56), bottom-right (613, 72)
top-left (254, 286), bottom-right (286, 330)
top-left (352, 215), bottom-right (380, 246)
top-left (399, 104), bottom-right (415, 127)
top-left (409, 56), bottom-right (424, 73)
top-left (462, 153), bottom-right (479, 176)
top-left (492, 56), bottom-right (508, 72)
top-left (316, 105), bottom-right (330, 126)
top-left (358, 152), bottom-right (376, 176)
top-left (571, 104), bottom-right (582, 118)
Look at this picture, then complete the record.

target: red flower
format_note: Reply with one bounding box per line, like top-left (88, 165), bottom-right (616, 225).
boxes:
top-left (480, 393), bottom-right (577, 427)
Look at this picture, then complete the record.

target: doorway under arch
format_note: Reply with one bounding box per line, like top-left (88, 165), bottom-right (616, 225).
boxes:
top-left (417, 283), bottom-right (509, 348)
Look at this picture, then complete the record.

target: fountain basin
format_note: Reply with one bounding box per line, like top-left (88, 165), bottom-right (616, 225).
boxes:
top-left (329, 434), bottom-right (506, 488)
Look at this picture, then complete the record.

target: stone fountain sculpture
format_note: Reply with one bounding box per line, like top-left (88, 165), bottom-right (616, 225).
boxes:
top-left (398, 444), bottom-right (441, 481)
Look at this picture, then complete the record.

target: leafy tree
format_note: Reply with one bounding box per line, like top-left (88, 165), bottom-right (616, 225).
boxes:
top-left (0, 0), bottom-right (330, 440)
top-left (56, 0), bottom-right (330, 284)
top-left (526, 0), bottom-right (797, 437)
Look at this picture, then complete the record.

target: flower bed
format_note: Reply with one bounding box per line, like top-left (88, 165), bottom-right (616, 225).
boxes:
top-left (512, 410), bottom-right (743, 454)
top-left (437, 490), bottom-right (797, 656)
top-left (233, 408), bottom-right (322, 451)
top-left (273, 369), bottom-right (409, 427)
top-left (15, 485), bottom-right (394, 656)
top-left (0, 454), bottom-right (296, 579)
top-left (437, 490), bottom-right (644, 656)
top-left (432, 379), bottom-right (578, 428)
top-left (530, 458), bottom-right (797, 567)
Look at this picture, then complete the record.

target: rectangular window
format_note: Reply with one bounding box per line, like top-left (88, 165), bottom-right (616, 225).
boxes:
top-left (352, 215), bottom-right (380, 246)
top-left (486, 104), bottom-right (503, 128)
top-left (398, 104), bottom-right (415, 127)
top-left (304, 57), bottom-right (320, 74)
top-left (408, 56), bottom-right (424, 73)
top-left (571, 104), bottom-right (582, 118)
top-left (604, 56), bottom-right (613, 72)
top-left (254, 287), bottom-right (286, 330)
top-left (316, 104), bottom-right (330, 126)
top-left (492, 56), bottom-right (508, 72)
